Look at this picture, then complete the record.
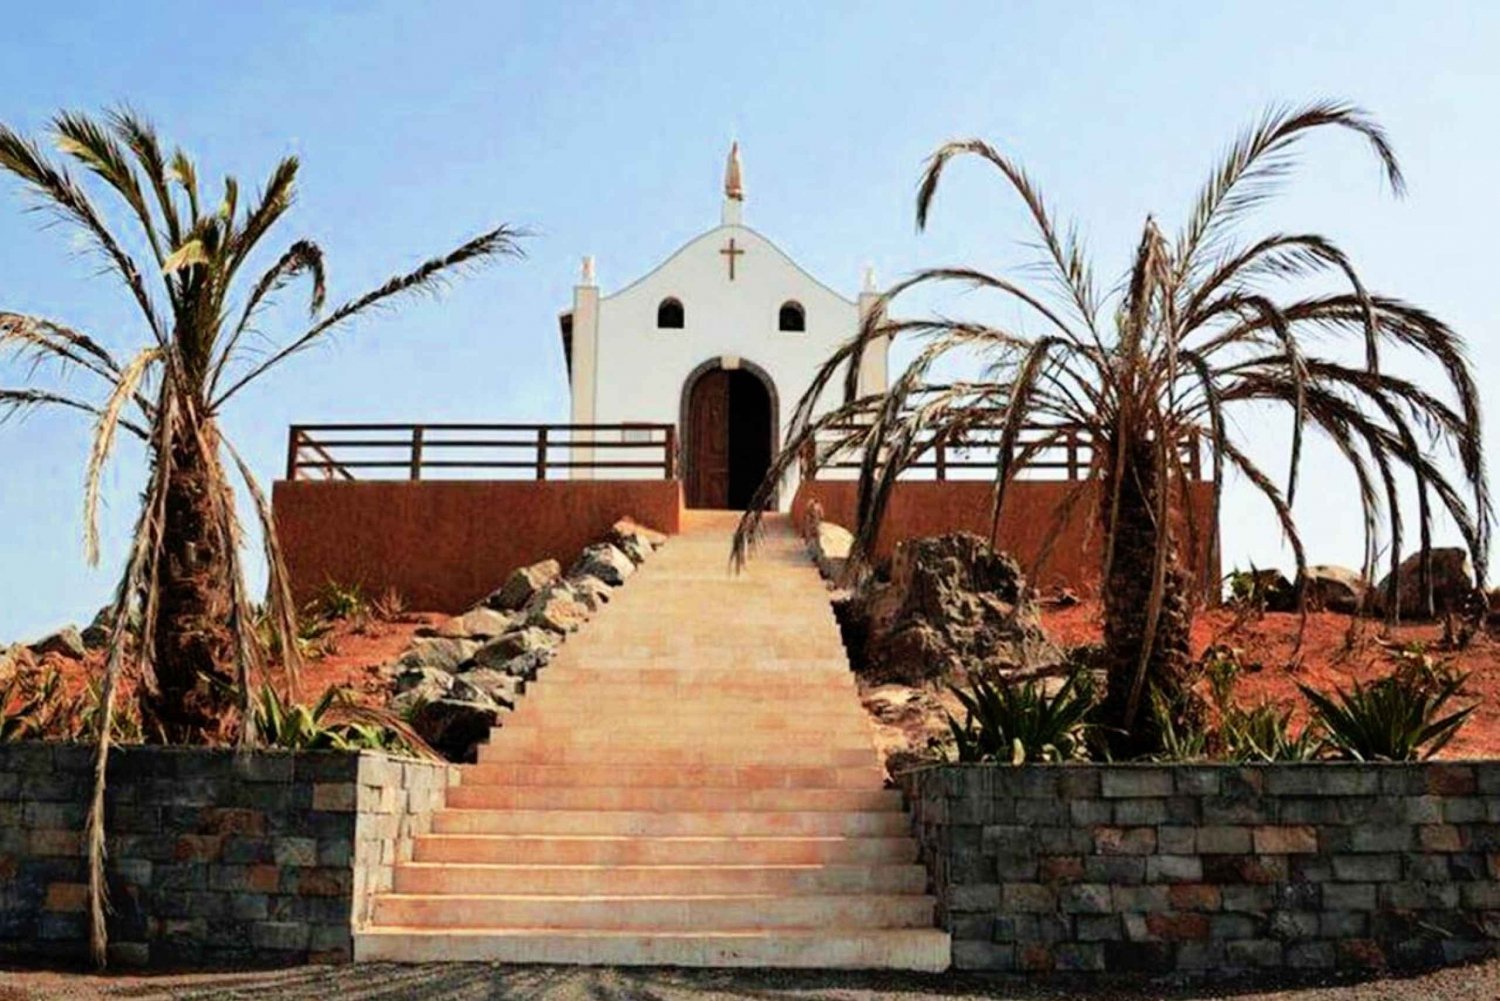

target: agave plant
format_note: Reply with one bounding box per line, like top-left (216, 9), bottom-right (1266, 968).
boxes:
top-left (0, 107), bottom-right (521, 964)
top-left (253, 682), bottom-right (436, 757)
top-left (734, 101), bottom-right (1490, 755)
top-left (1300, 669), bottom-right (1474, 762)
top-left (945, 668), bottom-right (1094, 764)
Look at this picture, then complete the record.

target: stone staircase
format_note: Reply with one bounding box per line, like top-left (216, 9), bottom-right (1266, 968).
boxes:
top-left (356, 510), bottom-right (949, 970)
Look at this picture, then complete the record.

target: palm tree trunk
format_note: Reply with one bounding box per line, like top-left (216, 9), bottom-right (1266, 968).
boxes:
top-left (1099, 437), bottom-right (1196, 755)
top-left (139, 418), bottom-right (239, 743)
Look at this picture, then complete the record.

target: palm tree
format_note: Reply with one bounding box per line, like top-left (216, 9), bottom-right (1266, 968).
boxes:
top-left (0, 108), bottom-right (522, 962)
top-left (734, 102), bottom-right (1490, 755)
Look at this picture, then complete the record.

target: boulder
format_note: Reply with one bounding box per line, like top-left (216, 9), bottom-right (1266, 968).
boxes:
top-left (433, 606), bottom-right (517, 640)
top-left (1374, 547), bottom-right (1474, 619)
top-left (29, 626), bottom-right (86, 660)
top-left (1230, 568), bottom-right (1296, 612)
top-left (526, 591), bottom-right (589, 634)
top-left (611, 516), bottom-right (667, 549)
top-left (567, 575), bottom-right (613, 612)
top-left (396, 637), bottom-right (479, 674)
top-left (392, 665), bottom-right (454, 700)
top-left (810, 521), bottom-right (855, 580)
top-left (843, 533), bottom-right (1059, 685)
top-left (571, 544), bottom-right (635, 587)
top-left (409, 697), bottom-right (502, 763)
top-left (1300, 565), bottom-right (1367, 614)
top-left (455, 667), bottom-right (524, 708)
top-left (473, 628), bottom-right (558, 669)
top-left (486, 559), bottom-right (562, 611)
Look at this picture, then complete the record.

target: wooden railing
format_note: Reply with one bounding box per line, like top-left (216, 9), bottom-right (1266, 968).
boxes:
top-left (801, 422), bottom-right (1204, 482)
top-left (285, 423), bottom-right (677, 481)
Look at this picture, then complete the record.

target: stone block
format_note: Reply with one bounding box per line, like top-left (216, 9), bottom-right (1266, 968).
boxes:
top-left (980, 825), bottom-right (1030, 854)
top-left (948, 883), bottom-right (1000, 910)
top-left (1264, 766), bottom-right (1378, 797)
top-left (1057, 767), bottom-right (1100, 798)
top-left (1226, 938), bottom-right (1283, 968)
top-left (249, 920), bottom-right (310, 952)
top-left (311, 783), bottom-right (357, 813)
top-left (1092, 826), bottom-right (1156, 856)
top-left (1146, 855), bottom-right (1202, 883)
top-left (1286, 940), bottom-right (1337, 969)
top-left (1059, 884), bottom-right (1111, 914)
top-left (1168, 883), bottom-right (1221, 911)
top-left (1252, 825), bottom-right (1318, 854)
top-left (1174, 766), bottom-right (1222, 796)
top-left (1320, 910), bottom-right (1367, 937)
top-left (1111, 798), bottom-right (1168, 826)
top-left (1419, 824), bottom-right (1463, 852)
top-left (1037, 856), bottom-right (1083, 884)
top-left (1054, 942), bottom-right (1105, 971)
top-left (1157, 826), bottom-right (1196, 855)
top-left (992, 853), bottom-right (1038, 882)
top-left (1220, 884), bottom-right (1276, 913)
top-left (1075, 915), bottom-right (1123, 941)
top-left (1348, 825), bottom-right (1415, 853)
top-left (1202, 854), bottom-right (1287, 885)
top-left (1068, 800), bottom-right (1112, 826)
top-left (274, 837), bottom-right (319, 867)
top-left (1268, 910), bottom-right (1320, 940)
top-left (1101, 768), bottom-right (1173, 799)
top-left (1322, 882), bottom-right (1377, 911)
top-left (1111, 885), bottom-right (1170, 912)
top-left (1426, 764), bottom-right (1476, 796)
top-left (952, 940), bottom-right (1015, 971)
top-left (1015, 798), bottom-right (1066, 826)
top-left (1196, 826), bottom-right (1252, 854)
top-left (1001, 883), bottom-right (1056, 913)
top-left (1083, 855), bottom-right (1145, 884)
top-left (1145, 911), bottom-right (1210, 941)
top-left (1379, 881), bottom-right (1457, 910)
top-left (1331, 854), bottom-right (1400, 882)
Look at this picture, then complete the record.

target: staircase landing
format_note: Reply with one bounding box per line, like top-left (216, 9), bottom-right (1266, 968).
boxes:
top-left (356, 510), bottom-right (950, 970)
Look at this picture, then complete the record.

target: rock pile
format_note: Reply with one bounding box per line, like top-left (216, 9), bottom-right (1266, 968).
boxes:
top-left (389, 517), bottom-right (666, 760)
top-left (836, 532), bottom-right (1061, 686)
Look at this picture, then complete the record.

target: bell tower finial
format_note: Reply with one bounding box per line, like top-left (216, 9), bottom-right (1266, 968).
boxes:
top-left (721, 141), bottom-right (744, 226)
top-left (724, 141), bottom-right (744, 201)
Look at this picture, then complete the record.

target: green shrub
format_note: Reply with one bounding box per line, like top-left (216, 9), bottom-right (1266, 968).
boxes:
top-left (1300, 667), bottom-right (1474, 762)
top-left (946, 668), bottom-right (1094, 764)
top-left (254, 683), bottom-right (435, 757)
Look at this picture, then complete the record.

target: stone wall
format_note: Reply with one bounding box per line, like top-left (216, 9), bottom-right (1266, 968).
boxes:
top-left (902, 762), bottom-right (1500, 976)
top-left (0, 743), bottom-right (456, 968)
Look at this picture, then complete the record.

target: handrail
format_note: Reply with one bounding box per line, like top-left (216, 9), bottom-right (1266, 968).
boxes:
top-left (801, 422), bottom-right (1205, 483)
top-left (285, 423), bottom-right (678, 481)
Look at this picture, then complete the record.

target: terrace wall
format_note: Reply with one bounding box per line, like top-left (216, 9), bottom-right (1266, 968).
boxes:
top-left (792, 479), bottom-right (1219, 595)
top-left (902, 762), bottom-right (1500, 976)
top-left (0, 744), bottom-right (456, 968)
top-left (272, 479), bottom-right (683, 611)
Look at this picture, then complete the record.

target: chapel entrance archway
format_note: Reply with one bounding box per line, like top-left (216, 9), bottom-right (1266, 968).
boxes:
top-left (680, 358), bottom-right (778, 510)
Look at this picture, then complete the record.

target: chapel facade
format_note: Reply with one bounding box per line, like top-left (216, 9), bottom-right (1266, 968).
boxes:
top-left (558, 144), bottom-right (888, 509)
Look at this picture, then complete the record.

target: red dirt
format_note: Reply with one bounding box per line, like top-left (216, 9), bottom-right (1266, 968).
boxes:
top-left (1043, 600), bottom-right (1500, 758)
top-left (9, 603), bottom-right (1498, 759)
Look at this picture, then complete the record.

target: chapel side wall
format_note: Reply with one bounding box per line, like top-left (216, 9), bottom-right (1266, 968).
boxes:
top-left (272, 479), bottom-right (683, 611)
top-left (792, 479), bottom-right (1219, 597)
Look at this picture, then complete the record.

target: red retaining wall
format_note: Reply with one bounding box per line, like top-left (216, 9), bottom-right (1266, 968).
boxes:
top-left (272, 480), bottom-right (683, 611)
top-left (792, 479), bottom-right (1219, 596)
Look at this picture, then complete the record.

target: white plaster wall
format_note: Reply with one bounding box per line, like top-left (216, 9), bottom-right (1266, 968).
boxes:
top-left (587, 223), bottom-right (862, 504)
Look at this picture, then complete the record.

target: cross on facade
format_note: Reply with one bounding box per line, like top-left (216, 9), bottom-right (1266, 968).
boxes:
top-left (719, 237), bottom-right (744, 280)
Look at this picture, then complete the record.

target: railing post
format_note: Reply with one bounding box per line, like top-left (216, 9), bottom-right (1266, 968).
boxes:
top-left (1188, 429), bottom-right (1202, 481)
top-left (935, 433), bottom-right (948, 482)
top-left (409, 426), bottom-right (425, 481)
top-left (536, 427), bottom-right (549, 480)
top-left (800, 440), bottom-right (816, 481)
top-left (1067, 430), bottom-right (1079, 481)
top-left (663, 425), bottom-right (678, 480)
top-left (286, 427), bottom-right (302, 481)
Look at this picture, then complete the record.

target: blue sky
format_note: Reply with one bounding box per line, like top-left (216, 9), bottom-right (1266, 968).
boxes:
top-left (2, 1), bottom-right (1498, 639)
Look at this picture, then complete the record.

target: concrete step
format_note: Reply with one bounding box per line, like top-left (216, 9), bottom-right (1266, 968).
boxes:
top-left (371, 892), bottom-right (936, 931)
top-left (392, 863), bottom-right (928, 896)
top-left (476, 742), bottom-right (880, 768)
top-left (412, 834), bottom-right (918, 866)
top-left (430, 809), bottom-right (910, 837)
top-left (500, 707), bottom-right (872, 728)
top-left (354, 927), bottom-right (951, 970)
top-left (444, 785), bottom-right (903, 813)
top-left (461, 763), bottom-right (887, 790)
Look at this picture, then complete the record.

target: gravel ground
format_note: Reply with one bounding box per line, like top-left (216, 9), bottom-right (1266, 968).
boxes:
top-left (3, 961), bottom-right (1499, 1001)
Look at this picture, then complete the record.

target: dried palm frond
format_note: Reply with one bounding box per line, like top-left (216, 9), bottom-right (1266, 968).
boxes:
top-left (1, 107), bottom-right (525, 966)
top-left (736, 100), bottom-right (1489, 757)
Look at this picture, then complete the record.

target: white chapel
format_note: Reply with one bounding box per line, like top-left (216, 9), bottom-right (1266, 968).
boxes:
top-left (559, 143), bottom-right (888, 510)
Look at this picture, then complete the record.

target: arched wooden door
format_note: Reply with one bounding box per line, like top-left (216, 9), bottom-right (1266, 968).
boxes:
top-left (683, 366), bottom-right (774, 510)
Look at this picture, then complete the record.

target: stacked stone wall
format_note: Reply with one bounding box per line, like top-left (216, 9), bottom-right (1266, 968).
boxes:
top-left (0, 744), bottom-right (455, 967)
top-left (903, 762), bottom-right (1500, 975)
